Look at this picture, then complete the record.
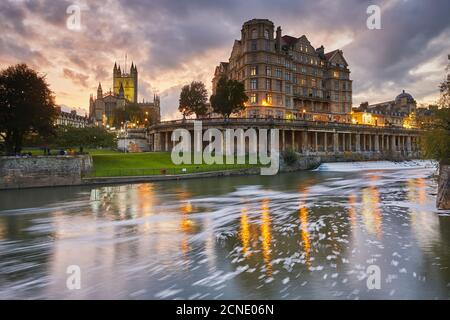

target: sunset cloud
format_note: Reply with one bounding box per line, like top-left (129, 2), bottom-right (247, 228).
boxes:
top-left (1, 0), bottom-right (449, 119)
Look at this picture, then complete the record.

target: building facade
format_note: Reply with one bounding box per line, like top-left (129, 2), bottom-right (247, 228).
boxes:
top-left (352, 90), bottom-right (418, 128)
top-left (55, 107), bottom-right (92, 128)
top-left (212, 19), bottom-right (352, 122)
top-left (89, 62), bottom-right (161, 126)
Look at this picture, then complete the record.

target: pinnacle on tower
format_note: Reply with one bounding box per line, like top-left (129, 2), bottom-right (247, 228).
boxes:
top-left (118, 82), bottom-right (124, 98)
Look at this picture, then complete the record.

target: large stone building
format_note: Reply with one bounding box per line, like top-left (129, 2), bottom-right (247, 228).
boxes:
top-left (212, 19), bottom-right (352, 122)
top-left (89, 63), bottom-right (161, 126)
top-left (55, 106), bottom-right (92, 128)
top-left (352, 90), bottom-right (418, 127)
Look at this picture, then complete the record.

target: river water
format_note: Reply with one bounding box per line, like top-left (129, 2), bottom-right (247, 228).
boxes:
top-left (0, 162), bottom-right (449, 299)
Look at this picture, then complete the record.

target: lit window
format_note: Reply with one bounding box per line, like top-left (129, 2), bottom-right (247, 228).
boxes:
top-left (333, 71), bottom-right (339, 78)
top-left (250, 66), bottom-right (257, 76)
top-left (250, 93), bottom-right (257, 104)
top-left (266, 93), bottom-right (273, 104)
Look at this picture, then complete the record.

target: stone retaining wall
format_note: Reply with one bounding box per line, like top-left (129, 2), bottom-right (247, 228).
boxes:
top-left (0, 155), bottom-right (93, 190)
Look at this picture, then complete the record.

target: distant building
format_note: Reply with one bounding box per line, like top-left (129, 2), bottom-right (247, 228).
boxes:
top-left (352, 90), bottom-right (418, 127)
top-left (212, 19), bottom-right (352, 122)
top-left (89, 62), bottom-right (161, 126)
top-left (55, 107), bottom-right (91, 128)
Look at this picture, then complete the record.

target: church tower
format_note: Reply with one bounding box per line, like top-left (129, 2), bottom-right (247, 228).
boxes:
top-left (97, 83), bottom-right (103, 99)
top-left (113, 61), bottom-right (138, 103)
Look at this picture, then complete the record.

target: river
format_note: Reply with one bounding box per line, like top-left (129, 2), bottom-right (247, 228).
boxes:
top-left (0, 162), bottom-right (449, 299)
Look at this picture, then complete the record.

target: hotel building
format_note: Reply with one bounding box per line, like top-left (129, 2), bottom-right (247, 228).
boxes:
top-left (212, 19), bottom-right (353, 122)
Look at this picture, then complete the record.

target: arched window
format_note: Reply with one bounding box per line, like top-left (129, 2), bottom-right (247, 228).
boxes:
top-left (264, 29), bottom-right (270, 39)
top-left (251, 29), bottom-right (258, 39)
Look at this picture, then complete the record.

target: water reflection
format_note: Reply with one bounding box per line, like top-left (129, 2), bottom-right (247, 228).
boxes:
top-left (0, 167), bottom-right (449, 299)
top-left (361, 185), bottom-right (383, 239)
top-left (299, 189), bottom-right (311, 267)
top-left (261, 199), bottom-right (272, 277)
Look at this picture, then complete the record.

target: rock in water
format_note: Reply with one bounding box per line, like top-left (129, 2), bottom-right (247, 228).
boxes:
top-left (437, 164), bottom-right (450, 210)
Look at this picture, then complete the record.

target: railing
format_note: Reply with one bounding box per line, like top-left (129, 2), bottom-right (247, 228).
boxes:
top-left (150, 117), bottom-right (421, 133)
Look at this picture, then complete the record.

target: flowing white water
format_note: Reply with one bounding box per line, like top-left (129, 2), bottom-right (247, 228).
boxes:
top-left (315, 160), bottom-right (437, 172)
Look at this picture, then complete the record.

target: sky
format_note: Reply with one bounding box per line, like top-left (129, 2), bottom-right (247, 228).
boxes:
top-left (1, 0), bottom-right (449, 120)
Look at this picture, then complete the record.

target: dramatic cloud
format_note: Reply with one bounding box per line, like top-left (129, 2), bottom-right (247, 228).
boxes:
top-left (0, 0), bottom-right (449, 119)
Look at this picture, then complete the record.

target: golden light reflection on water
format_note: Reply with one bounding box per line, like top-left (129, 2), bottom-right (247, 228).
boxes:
top-left (261, 198), bottom-right (272, 276)
top-left (299, 206), bottom-right (311, 266)
top-left (240, 207), bottom-right (251, 257)
top-left (298, 187), bottom-right (311, 266)
top-left (407, 178), bottom-right (440, 246)
top-left (361, 186), bottom-right (383, 238)
top-left (407, 178), bottom-right (427, 205)
top-left (180, 202), bottom-right (194, 254)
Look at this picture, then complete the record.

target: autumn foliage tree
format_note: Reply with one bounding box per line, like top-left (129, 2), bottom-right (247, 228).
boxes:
top-left (421, 55), bottom-right (450, 165)
top-left (0, 64), bottom-right (57, 155)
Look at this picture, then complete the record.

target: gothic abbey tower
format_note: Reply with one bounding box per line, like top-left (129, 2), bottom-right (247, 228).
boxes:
top-left (89, 61), bottom-right (160, 126)
top-left (113, 62), bottom-right (138, 103)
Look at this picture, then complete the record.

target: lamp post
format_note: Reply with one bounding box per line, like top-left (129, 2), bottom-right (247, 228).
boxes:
top-left (124, 121), bottom-right (129, 153)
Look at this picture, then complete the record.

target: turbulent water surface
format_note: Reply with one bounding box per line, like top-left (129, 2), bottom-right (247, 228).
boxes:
top-left (0, 162), bottom-right (449, 299)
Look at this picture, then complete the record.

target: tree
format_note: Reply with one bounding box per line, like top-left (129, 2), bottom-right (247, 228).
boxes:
top-left (178, 81), bottom-right (208, 118)
top-left (421, 55), bottom-right (450, 165)
top-left (210, 77), bottom-right (248, 119)
top-left (110, 104), bottom-right (145, 127)
top-left (0, 64), bottom-right (57, 155)
top-left (55, 126), bottom-right (116, 151)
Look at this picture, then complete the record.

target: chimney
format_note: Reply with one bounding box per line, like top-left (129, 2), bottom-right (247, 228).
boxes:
top-left (276, 26), bottom-right (282, 52)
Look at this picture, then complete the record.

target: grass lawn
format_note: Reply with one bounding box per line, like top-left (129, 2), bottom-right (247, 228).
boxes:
top-left (90, 152), bottom-right (260, 177)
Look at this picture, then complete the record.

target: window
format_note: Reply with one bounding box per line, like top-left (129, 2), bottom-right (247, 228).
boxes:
top-left (264, 29), bottom-right (270, 39)
top-left (266, 66), bottom-right (271, 76)
top-left (293, 76), bottom-right (298, 84)
top-left (301, 78), bottom-right (306, 86)
top-left (275, 80), bottom-right (282, 91)
top-left (285, 84), bottom-right (291, 94)
top-left (285, 60), bottom-right (290, 68)
top-left (334, 81), bottom-right (339, 90)
top-left (333, 71), bottom-right (339, 78)
top-left (285, 72), bottom-right (291, 81)
top-left (251, 29), bottom-right (258, 39)
top-left (275, 68), bottom-right (282, 78)
top-left (266, 93), bottom-right (273, 104)
top-left (265, 40), bottom-right (270, 51)
top-left (250, 66), bottom-right (257, 76)
top-left (266, 79), bottom-right (272, 90)
top-left (250, 93), bottom-right (257, 104)
top-left (250, 78), bottom-right (258, 90)
top-left (276, 94), bottom-right (283, 106)
top-left (251, 40), bottom-right (257, 51)
top-left (285, 97), bottom-right (291, 108)
top-left (311, 78), bottom-right (317, 87)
